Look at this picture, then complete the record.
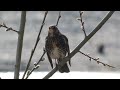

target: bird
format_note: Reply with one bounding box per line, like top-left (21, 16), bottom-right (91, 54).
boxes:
top-left (45, 25), bottom-right (71, 73)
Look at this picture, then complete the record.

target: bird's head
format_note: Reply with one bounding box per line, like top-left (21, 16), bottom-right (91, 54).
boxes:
top-left (48, 25), bottom-right (60, 36)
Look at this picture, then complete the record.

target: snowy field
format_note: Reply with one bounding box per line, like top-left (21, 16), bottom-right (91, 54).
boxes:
top-left (0, 72), bottom-right (120, 79)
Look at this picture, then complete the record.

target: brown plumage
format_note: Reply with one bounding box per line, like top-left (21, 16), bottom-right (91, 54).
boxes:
top-left (45, 25), bottom-right (71, 73)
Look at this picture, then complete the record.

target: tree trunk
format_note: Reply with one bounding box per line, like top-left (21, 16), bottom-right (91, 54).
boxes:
top-left (14, 11), bottom-right (26, 79)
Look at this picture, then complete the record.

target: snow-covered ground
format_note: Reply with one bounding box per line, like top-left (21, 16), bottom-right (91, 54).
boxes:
top-left (0, 72), bottom-right (120, 79)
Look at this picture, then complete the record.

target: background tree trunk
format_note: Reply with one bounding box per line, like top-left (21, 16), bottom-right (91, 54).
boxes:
top-left (14, 11), bottom-right (26, 79)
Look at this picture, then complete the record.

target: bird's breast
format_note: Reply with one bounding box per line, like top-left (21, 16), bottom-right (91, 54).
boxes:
top-left (50, 47), bottom-right (65, 59)
top-left (46, 36), bottom-right (66, 59)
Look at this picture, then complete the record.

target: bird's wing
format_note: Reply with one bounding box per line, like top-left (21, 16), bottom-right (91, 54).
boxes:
top-left (46, 52), bottom-right (53, 69)
top-left (45, 37), bottom-right (53, 69)
top-left (61, 34), bottom-right (71, 66)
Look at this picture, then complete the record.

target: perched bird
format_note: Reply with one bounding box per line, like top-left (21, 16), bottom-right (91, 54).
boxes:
top-left (45, 25), bottom-right (71, 73)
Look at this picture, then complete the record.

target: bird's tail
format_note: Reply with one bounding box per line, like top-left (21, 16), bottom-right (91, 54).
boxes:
top-left (58, 63), bottom-right (70, 73)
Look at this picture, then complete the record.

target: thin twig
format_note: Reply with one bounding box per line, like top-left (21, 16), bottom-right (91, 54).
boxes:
top-left (36, 48), bottom-right (46, 65)
top-left (25, 65), bottom-right (40, 79)
top-left (79, 51), bottom-right (115, 68)
top-left (43, 11), bottom-right (115, 79)
top-left (0, 23), bottom-right (19, 33)
top-left (25, 49), bottom-right (46, 79)
top-left (77, 11), bottom-right (87, 37)
top-left (22, 11), bottom-right (48, 79)
top-left (56, 11), bottom-right (61, 26)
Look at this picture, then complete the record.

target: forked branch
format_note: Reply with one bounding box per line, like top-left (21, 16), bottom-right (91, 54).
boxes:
top-left (25, 49), bottom-right (46, 79)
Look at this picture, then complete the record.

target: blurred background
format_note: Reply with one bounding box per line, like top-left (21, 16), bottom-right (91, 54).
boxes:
top-left (0, 11), bottom-right (119, 73)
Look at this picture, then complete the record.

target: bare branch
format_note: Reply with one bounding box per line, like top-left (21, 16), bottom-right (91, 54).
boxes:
top-left (79, 51), bottom-right (99, 61)
top-left (43, 11), bottom-right (115, 79)
top-left (36, 48), bottom-right (46, 65)
top-left (77, 11), bottom-right (87, 37)
top-left (25, 49), bottom-right (46, 79)
top-left (56, 11), bottom-right (61, 26)
top-left (22, 11), bottom-right (48, 79)
top-left (0, 23), bottom-right (19, 33)
top-left (78, 51), bottom-right (115, 68)
top-left (25, 65), bottom-right (40, 79)
top-left (14, 11), bottom-right (26, 79)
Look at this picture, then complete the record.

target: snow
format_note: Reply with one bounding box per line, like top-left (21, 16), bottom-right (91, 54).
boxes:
top-left (0, 71), bottom-right (120, 79)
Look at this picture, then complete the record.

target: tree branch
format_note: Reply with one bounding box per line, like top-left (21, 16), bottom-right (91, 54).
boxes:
top-left (77, 11), bottom-right (87, 37)
top-left (14, 11), bottom-right (26, 79)
top-left (56, 11), bottom-right (61, 26)
top-left (22, 11), bottom-right (48, 79)
top-left (24, 49), bottom-right (46, 79)
top-left (79, 51), bottom-right (115, 68)
top-left (0, 23), bottom-right (19, 33)
top-left (43, 11), bottom-right (115, 79)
